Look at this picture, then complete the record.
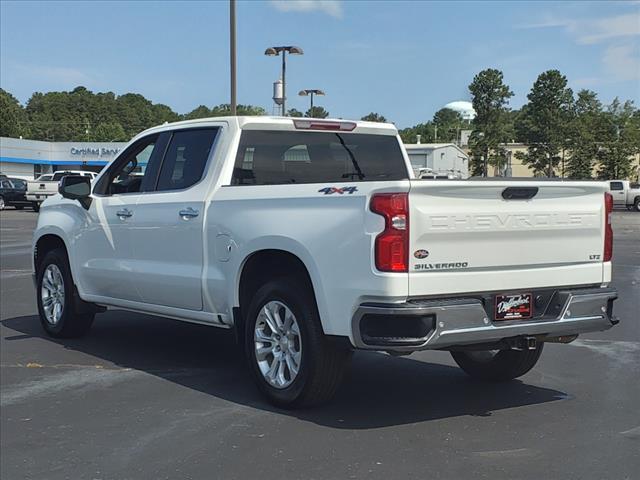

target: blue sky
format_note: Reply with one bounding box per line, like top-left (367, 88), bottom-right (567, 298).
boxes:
top-left (1, 0), bottom-right (638, 128)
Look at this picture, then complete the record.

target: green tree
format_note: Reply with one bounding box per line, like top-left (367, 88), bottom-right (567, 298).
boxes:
top-left (93, 122), bottom-right (127, 142)
top-left (361, 112), bottom-right (388, 123)
top-left (210, 104), bottom-right (267, 116)
top-left (286, 108), bottom-right (304, 117)
top-left (0, 88), bottom-right (29, 138)
top-left (184, 105), bottom-right (212, 120)
top-left (398, 122), bottom-right (435, 144)
top-left (432, 108), bottom-right (464, 142)
top-left (468, 68), bottom-right (514, 176)
top-left (565, 90), bottom-right (605, 179)
top-left (596, 99), bottom-right (640, 180)
top-left (515, 70), bottom-right (574, 176)
top-left (152, 103), bottom-right (181, 124)
top-left (305, 106), bottom-right (329, 118)
top-left (185, 103), bottom-right (266, 119)
top-left (10, 86), bottom-right (270, 141)
top-left (115, 93), bottom-right (157, 139)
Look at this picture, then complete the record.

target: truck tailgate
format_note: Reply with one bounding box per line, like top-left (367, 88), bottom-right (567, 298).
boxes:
top-left (408, 181), bottom-right (607, 297)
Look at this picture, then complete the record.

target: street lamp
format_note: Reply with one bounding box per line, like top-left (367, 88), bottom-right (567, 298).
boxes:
top-left (264, 46), bottom-right (304, 115)
top-left (298, 89), bottom-right (325, 112)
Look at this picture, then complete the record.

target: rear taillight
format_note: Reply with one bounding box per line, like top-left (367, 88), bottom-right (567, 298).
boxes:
top-left (604, 192), bottom-right (613, 262)
top-left (370, 193), bottom-right (409, 272)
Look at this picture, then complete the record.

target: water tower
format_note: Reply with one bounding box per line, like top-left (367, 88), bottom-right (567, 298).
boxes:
top-left (273, 79), bottom-right (284, 115)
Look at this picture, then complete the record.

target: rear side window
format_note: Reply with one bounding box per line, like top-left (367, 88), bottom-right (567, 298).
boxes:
top-left (156, 128), bottom-right (219, 191)
top-left (231, 131), bottom-right (408, 185)
top-left (610, 182), bottom-right (623, 191)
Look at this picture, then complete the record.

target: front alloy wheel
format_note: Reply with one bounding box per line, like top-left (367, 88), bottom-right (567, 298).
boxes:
top-left (41, 264), bottom-right (65, 326)
top-left (36, 248), bottom-right (94, 338)
top-left (254, 300), bottom-right (302, 389)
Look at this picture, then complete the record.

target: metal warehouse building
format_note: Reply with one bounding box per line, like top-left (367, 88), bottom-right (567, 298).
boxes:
top-left (404, 143), bottom-right (470, 179)
top-left (0, 137), bottom-right (127, 180)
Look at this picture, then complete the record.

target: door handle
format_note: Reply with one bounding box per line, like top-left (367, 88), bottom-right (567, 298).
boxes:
top-left (179, 208), bottom-right (199, 220)
top-left (116, 208), bottom-right (133, 219)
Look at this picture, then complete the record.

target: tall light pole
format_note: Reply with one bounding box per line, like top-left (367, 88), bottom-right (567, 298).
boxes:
top-left (299, 89), bottom-right (325, 112)
top-left (230, 0), bottom-right (237, 115)
top-left (264, 46), bottom-right (303, 115)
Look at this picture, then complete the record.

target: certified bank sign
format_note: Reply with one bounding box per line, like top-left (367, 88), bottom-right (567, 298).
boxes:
top-left (70, 146), bottom-right (121, 157)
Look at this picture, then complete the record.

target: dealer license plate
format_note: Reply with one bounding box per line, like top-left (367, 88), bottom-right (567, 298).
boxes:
top-left (495, 293), bottom-right (533, 320)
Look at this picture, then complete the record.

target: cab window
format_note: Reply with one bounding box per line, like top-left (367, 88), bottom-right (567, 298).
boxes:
top-left (94, 134), bottom-right (166, 195)
top-left (155, 128), bottom-right (219, 191)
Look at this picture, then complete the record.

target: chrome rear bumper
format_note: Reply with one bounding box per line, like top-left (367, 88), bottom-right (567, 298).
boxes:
top-left (352, 287), bottom-right (618, 352)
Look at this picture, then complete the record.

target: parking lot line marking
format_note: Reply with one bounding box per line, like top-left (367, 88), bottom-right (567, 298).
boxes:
top-left (473, 448), bottom-right (535, 458)
top-left (1, 368), bottom-right (141, 407)
top-left (0, 363), bottom-right (131, 371)
top-left (620, 426), bottom-right (640, 437)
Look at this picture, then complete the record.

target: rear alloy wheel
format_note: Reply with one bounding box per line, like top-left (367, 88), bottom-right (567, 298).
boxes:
top-left (0, 196), bottom-right (5, 210)
top-left (245, 277), bottom-right (351, 408)
top-left (451, 344), bottom-right (544, 381)
top-left (254, 300), bottom-right (303, 389)
top-left (634, 198), bottom-right (640, 212)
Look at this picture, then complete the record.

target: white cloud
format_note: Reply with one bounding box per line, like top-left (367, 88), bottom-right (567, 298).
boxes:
top-left (575, 14), bottom-right (640, 45)
top-left (519, 13), bottom-right (639, 45)
top-left (602, 44), bottom-right (640, 81)
top-left (269, 0), bottom-right (343, 19)
top-left (518, 8), bottom-right (640, 82)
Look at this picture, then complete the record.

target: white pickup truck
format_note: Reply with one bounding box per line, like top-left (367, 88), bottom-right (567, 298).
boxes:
top-left (32, 117), bottom-right (618, 407)
top-left (607, 180), bottom-right (640, 212)
top-left (27, 170), bottom-right (97, 211)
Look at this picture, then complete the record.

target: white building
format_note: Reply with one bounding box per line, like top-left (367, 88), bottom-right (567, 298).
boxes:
top-left (0, 137), bottom-right (127, 180)
top-left (404, 143), bottom-right (469, 179)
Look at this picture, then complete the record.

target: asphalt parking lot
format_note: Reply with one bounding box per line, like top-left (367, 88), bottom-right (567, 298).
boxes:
top-left (1, 208), bottom-right (638, 480)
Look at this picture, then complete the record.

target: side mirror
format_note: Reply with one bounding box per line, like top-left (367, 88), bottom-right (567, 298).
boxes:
top-left (59, 175), bottom-right (92, 209)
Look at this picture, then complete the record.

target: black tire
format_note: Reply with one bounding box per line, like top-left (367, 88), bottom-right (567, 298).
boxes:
top-left (244, 276), bottom-right (351, 408)
top-left (451, 344), bottom-right (544, 381)
top-left (36, 248), bottom-right (94, 338)
top-left (634, 198), bottom-right (640, 212)
top-left (0, 195), bottom-right (5, 210)
top-left (14, 205), bottom-right (24, 210)
top-left (32, 202), bottom-right (40, 212)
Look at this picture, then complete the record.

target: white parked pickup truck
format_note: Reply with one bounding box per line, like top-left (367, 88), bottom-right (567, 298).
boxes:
top-left (32, 117), bottom-right (619, 407)
top-left (27, 170), bottom-right (97, 211)
top-left (607, 180), bottom-right (640, 212)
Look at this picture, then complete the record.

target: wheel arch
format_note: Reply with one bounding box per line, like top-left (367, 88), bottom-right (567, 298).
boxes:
top-left (235, 248), bottom-right (326, 336)
top-left (34, 233), bottom-right (69, 273)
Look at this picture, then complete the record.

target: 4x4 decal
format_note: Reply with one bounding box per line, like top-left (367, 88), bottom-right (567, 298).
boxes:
top-left (318, 186), bottom-right (358, 195)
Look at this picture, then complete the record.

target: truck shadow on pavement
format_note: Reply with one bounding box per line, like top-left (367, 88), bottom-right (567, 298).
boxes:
top-left (1, 311), bottom-right (566, 429)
